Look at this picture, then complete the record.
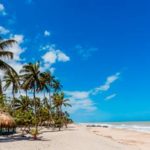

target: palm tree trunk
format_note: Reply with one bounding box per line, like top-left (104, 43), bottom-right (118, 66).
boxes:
top-left (43, 90), bottom-right (46, 99)
top-left (48, 89), bottom-right (51, 105)
top-left (12, 88), bottom-right (15, 109)
top-left (33, 84), bottom-right (38, 134)
top-left (25, 90), bottom-right (28, 98)
top-left (48, 89), bottom-right (54, 125)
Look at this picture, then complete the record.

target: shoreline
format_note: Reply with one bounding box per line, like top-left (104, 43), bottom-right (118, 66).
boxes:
top-left (80, 121), bottom-right (150, 133)
top-left (0, 124), bottom-right (150, 150)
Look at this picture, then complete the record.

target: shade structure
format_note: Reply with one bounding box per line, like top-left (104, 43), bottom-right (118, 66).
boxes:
top-left (0, 111), bottom-right (16, 128)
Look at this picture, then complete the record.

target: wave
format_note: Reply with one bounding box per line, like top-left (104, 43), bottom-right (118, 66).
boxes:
top-left (80, 122), bottom-right (150, 133)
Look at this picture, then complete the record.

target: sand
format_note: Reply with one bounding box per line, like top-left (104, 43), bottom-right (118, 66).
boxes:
top-left (0, 124), bottom-right (150, 150)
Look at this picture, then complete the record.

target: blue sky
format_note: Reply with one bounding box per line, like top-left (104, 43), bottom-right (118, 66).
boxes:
top-left (0, 0), bottom-right (150, 122)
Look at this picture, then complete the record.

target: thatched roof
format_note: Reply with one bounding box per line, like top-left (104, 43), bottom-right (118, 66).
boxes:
top-left (0, 111), bottom-right (16, 128)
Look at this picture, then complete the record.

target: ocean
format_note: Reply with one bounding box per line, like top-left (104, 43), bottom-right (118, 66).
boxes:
top-left (80, 121), bottom-right (150, 133)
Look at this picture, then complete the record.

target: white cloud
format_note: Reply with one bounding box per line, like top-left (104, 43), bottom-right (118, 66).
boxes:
top-left (50, 67), bottom-right (55, 74)
top-left (65, 72), bottom-right (121, 113)
top-left (42, 44), bottom-right (70, 70)
top-left (65, 91), bottom-right (89, 99)
top-left (44, 30), bottom-right (51, 37)
top-left (93, 72), bottom-right (120, 94)
top-left (0, 26), bottom-right (9, 34)
top-left (65, 91), bottom-right (96, 113)
top-left (42, 50), bottom-right (57, 64)
top-left (0, 34), bottom-right (26, 76)
top-left (105, 93), bottom-right (117, 100)
top-left (6, 34), bottom-right (25, 61)
top-left (0, 3), bottom-right (6, 16)
top-left (40, 44), bottom-right (52, 51)
top-left (57, 50), bottom-right (70, 62)
top-left (68, 98), bottom-right (97, 113)
top-left (13, 34), bottom-right (24, 44)
top-left (75, 45), bottom-right (98, 59)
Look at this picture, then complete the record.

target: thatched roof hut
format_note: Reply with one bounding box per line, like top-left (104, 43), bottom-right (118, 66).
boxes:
top-left (0, 111), bottom-right (16, 128)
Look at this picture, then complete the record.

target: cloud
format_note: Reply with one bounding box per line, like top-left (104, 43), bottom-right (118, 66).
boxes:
top-left (57, 50), bottom-right (70, 62)
top-left (0, 33), bottom-right (26, 76)
top-left (44, 30), bottom-right (51, 37)
top-left (42, 50), bottom-right (57, 64)
top-left (0, 26), bottom-right (9, 34)
top-left (65, 91), bottom-right (96, 113)
top-left (0, 3), bottom-right (6, 16)
top-left (65, 91), bottom-right (90, 99)
top-left (105, 93), bottom-right (117, 100)
top-left (68, 98), bottom-right (97, 113)
top-left (0, 31), bottom-right (26, 80)
top-left (7, 34), bottom-right (25, 61)
top-left (65, 72), bottom-right (120, 113)
top-left (42, 44), bottom-right (70, 70)
top-left (40, 44), bottom-right (52, 51)
top-left (75, 45), bottom-right (98, 59)
top-left (12, 34), bottom-right (24, 44)
top-left (93, 72), bottom-right (120, 94)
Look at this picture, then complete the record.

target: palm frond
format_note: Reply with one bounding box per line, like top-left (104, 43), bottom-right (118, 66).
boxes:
top-left (0, 39), bottom-right (16, 50)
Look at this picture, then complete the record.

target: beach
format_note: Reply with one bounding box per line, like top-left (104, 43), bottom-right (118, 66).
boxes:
top-left (0, 124), bottom-right (150, 150)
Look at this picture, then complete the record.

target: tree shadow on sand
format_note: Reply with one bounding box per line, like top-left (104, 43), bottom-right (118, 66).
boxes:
top-left (0, 135), bottom-right (50, 143)
top-left (40, 126), bottom-right (77, 133)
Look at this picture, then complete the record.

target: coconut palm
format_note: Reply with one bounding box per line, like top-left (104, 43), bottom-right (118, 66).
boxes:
top-left (14, 96), bottom-right (31, 112)
top-left (38, 72), bottom-right (50, 98)
top-left (39, 72), bottom-right (56, 125)
top-left (20, 75), bottom-right (30, 99)
top-left (0, 37), bottom-right (16, 71)
top-left (53, 92), bottom-right (71, 111)
top-left (52, 92), bottom-right (71, 130)
top-left (0, 79), bottom-right (3, 95)
top-left (53, 92), bottom-right (71, 120)
top-left (20, 62), bottom-right (41, 133)
top-left (52, 79), bottom-right (62, 92)
top-left (3, 70), bottom-right (20, 108)
top-left (39, 71), bottom-right (55, 103)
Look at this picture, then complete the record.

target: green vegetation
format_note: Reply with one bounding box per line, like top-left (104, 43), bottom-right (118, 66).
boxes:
top-left (0, 36), bottom-right (73, 138)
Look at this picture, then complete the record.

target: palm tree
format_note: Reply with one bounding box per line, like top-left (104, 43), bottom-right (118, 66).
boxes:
top-left (0, 37), bottom-right (16, 71)
top-left (52, 79), bottom-right (62, 92)
top-left (39, 71), bottom-right (55, 104)
top-left (14, 95), bottom-right (31, 112)
top-left (52, 92), bottom-right (71, 130)
top-left (3, 70), bottom-right (20, 108)
top-left (0, 79), bottom-right (3, 95)
top-left (20, 75), bottom-right (30, 99)
top-left (53, 92), bottom-right (71, 111)
top-left (39, 72), bottom-right (50, 99)
top-left (39, 72), bottom-right (55, 125)
top-left (20, 62), bottom-right (41, 133)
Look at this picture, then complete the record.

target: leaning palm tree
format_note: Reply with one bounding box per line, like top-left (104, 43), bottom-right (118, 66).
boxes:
top-left (20, 62), bottom-right (41, 133)
top-left (3, 70), bottom-right (20, 108)
top-left (0, 37), bottom-right (16, 71)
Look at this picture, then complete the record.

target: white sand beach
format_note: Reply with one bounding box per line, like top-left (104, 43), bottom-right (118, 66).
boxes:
top-left (0, 124), bottom-right (150, 150)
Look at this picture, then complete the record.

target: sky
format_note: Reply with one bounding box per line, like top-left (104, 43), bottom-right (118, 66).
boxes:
top-left (0, 0), bottom-right (150, 122)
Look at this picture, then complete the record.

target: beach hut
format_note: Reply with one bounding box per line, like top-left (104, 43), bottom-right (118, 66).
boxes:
top-left (0, 111), bottom-right (16, 135)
